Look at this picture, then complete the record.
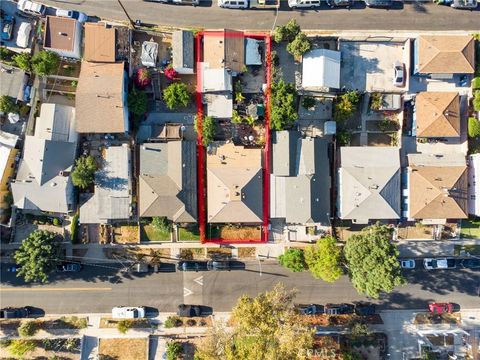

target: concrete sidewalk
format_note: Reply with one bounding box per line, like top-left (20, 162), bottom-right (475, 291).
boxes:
top-left (396, 239), bottom-right (480, 258)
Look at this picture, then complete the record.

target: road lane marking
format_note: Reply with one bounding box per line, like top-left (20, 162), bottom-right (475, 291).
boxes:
top-left (193, 276), bottom-right (203, 286)
top-left (184, 287), bottom-right (193, 297)
top-left (0, 287), bottom-right (112, 292)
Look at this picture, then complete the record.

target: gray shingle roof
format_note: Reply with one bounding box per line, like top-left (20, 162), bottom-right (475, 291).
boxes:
top-left (172, 30), bottom-right (194, 73)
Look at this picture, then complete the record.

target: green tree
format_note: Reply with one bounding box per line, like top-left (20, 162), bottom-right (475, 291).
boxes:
top-left (286, 32), bottom-right (311, 58)
top-left (344, 223), bottom-right (405, 298)
top-left (31, 50), bottom-right (60, 76)
top-left (278, 249), bottom-right (307, 272)
top-left (270, 79), bottom-right (298, 131)
top-left (166, 341), bottom-right (183, 360)
top-left (468, 117), bottom-right (480, 138)
top-left (302, 96), bottom-right (316, 109)
top-left (273, 19), bottom-right (300, 43)
top-left (14, 230), bottom-right (60, 283)
top-left (342, 349), bottom-right (363, 360)
top-left (195, 284), bottom-right (313, 360)
top-left (117, 320), bottom-right (132, 334)
top-left (13, 52), bottom-right (32, 71)
top-left (7, 339), bottom-right (36, 357)
top-left (195, 115), bottom-right (216, 147)
top-left (370, 92), bottom-right (383, 111)
top-left (304, 236), bottom-right (343, 283)
top-left (127, 87), bottom-right (148, 117)
top-left (18, 320), bottom-right (39, 337)
top-left (334, 90), bottom-right (361, 122)
top-left (163, 82), bottom-right (190, 110)
top-left (71, 155), bottom-right (97, 190)
top-left (0, 95), bottom-right (18, 114)
top-left (473, 90), bottom-right (480, 112)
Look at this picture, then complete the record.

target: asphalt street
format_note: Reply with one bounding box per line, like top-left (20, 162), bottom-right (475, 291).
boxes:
top-left (0, 262), bottom-right (479, 315)
top-left (32, 0), bottom-right (480, 31)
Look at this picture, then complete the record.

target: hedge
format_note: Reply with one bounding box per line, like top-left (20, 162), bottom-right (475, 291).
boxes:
top-left (70, 213), bottom-right (79, 243)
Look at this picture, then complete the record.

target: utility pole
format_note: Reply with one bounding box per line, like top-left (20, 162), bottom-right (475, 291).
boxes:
top-left (116, 0), bottom-right (136, 29)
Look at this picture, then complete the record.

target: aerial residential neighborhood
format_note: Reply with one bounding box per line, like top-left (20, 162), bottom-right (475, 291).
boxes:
top-left (0, 0), bottom-right (479, 359)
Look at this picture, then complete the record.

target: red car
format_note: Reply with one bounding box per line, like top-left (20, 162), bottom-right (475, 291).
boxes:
top-left (428, 302), bottom-right (454, 314)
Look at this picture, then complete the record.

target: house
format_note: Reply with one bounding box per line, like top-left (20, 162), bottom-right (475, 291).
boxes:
top-left (80, 145), bottom-right (132, 224)
top-left (207, 142), bottom-right (262, 224)
top-left (270, 131), bottom-right (331, 225)
top-left (468, 154), bottom-right (480, 217)
top-left (34, 103), bottom-right (77, 143)
top-left (138, 141), bottom-right (197, 222)
top-left (302, 49), bottom-right (341, 90)
top-left (414, 35), bottom-right (475, 75)
top-left (415, 92), bottom-right (460, 138)
top-left (43, 16), bottom-right (82, 59)
top-left (408, 153), bottom-right (467, 221)
top-left (172, 30), bottom-right (194, 74)
top-left (84, 23), bottom-right (116, 63)
top-left (75, 61), bottom-right (129, 133)
top-left (338, 147), bottom-right (401, 223)
top-left (0, 131), bottom-right (19, 210)
top-left (0, 65), bottom-right (30, 104)
top-left (203, 29), bottom-right (245, 73)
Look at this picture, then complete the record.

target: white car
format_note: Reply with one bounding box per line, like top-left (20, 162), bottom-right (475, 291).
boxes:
top-left (16, 22), bottom-right (32, 48)
top-left (17, 0), bottom-right (46, 16)
top-left (112, 306), bottom-right (146, 319)
top-left (400, 259), bottom-right (415, 269)
top-left (288, 0), bottom-right (321, 8)
top-left (55, 9), bottom-right (88, 23)
top-left (423, 258), bottom-right (456, 270)
top-left (218, 0), bottom-right (249, 8)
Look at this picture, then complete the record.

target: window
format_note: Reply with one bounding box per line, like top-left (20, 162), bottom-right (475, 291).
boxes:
top-left (471, 195), bottom-right (476, 200)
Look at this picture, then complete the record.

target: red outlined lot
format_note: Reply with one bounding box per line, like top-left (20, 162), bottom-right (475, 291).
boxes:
top-left (195, 30), bottom-right (272, 244)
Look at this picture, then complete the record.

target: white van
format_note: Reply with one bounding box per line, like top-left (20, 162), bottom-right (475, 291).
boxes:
top-left (111, 307), bottom-right (146, 319)
top-left (218, 0), bottom-right (249, 8)
top-left (16, 22), bottom-right (32, 48)
top-left (288, 0), bottom-right (321, 8)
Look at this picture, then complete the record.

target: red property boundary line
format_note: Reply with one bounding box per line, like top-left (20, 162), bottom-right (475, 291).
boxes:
top-left (195, 30), bottom-right (272, 244)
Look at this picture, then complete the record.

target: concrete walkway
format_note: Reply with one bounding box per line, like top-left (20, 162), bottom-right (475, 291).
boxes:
top-left (396, 239), bottom-right (480, 258)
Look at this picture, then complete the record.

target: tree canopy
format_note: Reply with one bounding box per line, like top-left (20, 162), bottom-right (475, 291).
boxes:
top-left (334, 91), bottom-right (361, 122)
top-left (194, 284), bottom-right (313, 360)
top-left (31, 50), bottom-right (60, 76)
top-left (273, 19), bottom-right (300, 43)
top-left (344, 223), bottom-right (405, 298)
top-left (13, 52), bottom-right (32, 72)
top-left (270, 79), bottom-right (298, 131)
top-left (14, 230), bottom-right (60, 283)
top-left (279, 248), bottom-right (307, 272)
top-left (304, 236), bottom-right (343, 283)
top-left (71, 155), bottom-right (97, 190)
top-left (0, 95), bottom-right (18, 114)
top-left (286, 32), bottom-right (311, 58)
top-left (468, 117), bottom-right (480, 138)
top-left (163, 82), bottom-right (190, 110)
top-left (127, 87), bottom-right (148, 117)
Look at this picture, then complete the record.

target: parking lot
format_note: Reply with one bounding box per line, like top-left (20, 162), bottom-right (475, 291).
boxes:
top-left (340, 40), bottom-right (409, 93)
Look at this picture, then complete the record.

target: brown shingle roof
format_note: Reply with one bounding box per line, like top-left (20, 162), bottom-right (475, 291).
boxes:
top-left (203, 29), bottom-right (245, 73)
top-left (416, 92), bottom-right (460, 138)
top-left (44, 16), bottom-right (76, 52)
top-left (417, 35), bottom-right (475, 74)
top-left (84, 23), bottom-right (116, 63)
top-left (75, 61), bottom-right (127, 133)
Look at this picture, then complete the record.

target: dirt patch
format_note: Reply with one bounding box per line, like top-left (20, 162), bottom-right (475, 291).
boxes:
top-left (219, 225), bottom-right (262, 240)
top-left (207, 248), bottom-right (232, 259)
top-left (237, 247), bottom-right (256, 258)
top-left (367, 133), bottom-right (394, 147)
top-left (397, 224), bottom-right (433, 240)
top-left (179, 248), bottom-right (205, 260)
top-left (414, 313), bottom-right (460, 325)
top-left (99, 338), bottom-right (148, 360)
top-left (114, 225), bottom-right (140, 244)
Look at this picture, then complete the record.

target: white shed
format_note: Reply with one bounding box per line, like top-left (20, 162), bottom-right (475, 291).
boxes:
top-left (302, 49), bottom-right (341, 89)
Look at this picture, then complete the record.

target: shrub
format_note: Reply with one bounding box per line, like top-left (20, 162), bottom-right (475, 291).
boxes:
top-left (166, 341), bottom-right (183, 360)
top-left (135, 68), bottom-right (151, 89)
top-left (151, 216), bottom-right (172, 233)
top-left (302, 96), bottom-right (316, 109)
top-left (72, 155), bottom-right (97, 190)
top-left (194, 115), bottom-right (216, 147)
top-left (231, 110), bottom-right (242, 124)
top-left (334, 90), bottom-right (361, 122)
top-left (468, 117), bottom-right (480, 138)
top-left (278, 249), bottom-right (307, 272)
top-left (0, 95), bottom-right (18, 114)
top-left (127, 87), bottom-right (148, 117)
top-left (336, 130), bottom-right (351, 146)
top-left (273, 19), bottom-right (300, 43)
top-left (473, 90), bottom-right (480, 112)
top-left (164, 315), bottom-right (182, 328)
top-left (286, 32), bottom-right (311, 58)
top-left (53, 218), bottom-right (61, 226)
top-left (270, 79), bottom-right (298, 130)
top-left (186, 319), bottom-right (196, 326)
top-left (70, 213), bottom-right (79, 243)
top-left (163, 82), bottom-right (190, 110)
top-left (473, 77), bottom-right (480, 90)
top-left (7, 340), bottom-right (36, 357)
top-left (0, 46), bottom-right (16, 64)
top-left (164, 66), bottom-right (178, 81)
top-left (117, 320), bottom-right (132, 334)
top-left (13, 52), bottom-right (32, 71)
top-left (18, 321), bottom-right (39, 337)
top-left (31, 50), bottom-right (60, 76)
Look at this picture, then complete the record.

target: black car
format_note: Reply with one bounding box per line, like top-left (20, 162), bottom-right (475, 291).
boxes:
top-left (364, 0), bottom-right (394, 7)
top-left (297, 304), bottom-right (323, 316)
top-left (207, 260), bottom-right (231, 271)
top-left (0, 307), bottom-right (31, 319)
top-left (56, 263), bottom-right (82, 272)
top-left (176, 261), bottom-right (208, 272)
top-left (354, 303), bottom-right (376, 316)
top-left (326, 0), bottom-right (354, 7)
top-left (177, 304), bottom-right (212, 317)
top-left (461, 258), bottom-right (480, 269)
top-left (324, 303), bottom-right (354, 315)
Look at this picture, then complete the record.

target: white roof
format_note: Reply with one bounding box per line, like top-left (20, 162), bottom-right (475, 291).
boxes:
top-left (204, 93), bottom-right (233, 118)
top-left (302, 49), bottom-right (341, 89)
top-left (201, 64), bottom-right (233, 92)
top-left (35, 103), bottom-right (77, 143)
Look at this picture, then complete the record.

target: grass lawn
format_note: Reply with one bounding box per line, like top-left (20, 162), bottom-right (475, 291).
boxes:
top-left (460, 219), bottom-right (480, 239)
top-left (141, 224), bottom-right (171, 242)
top-left (99, 338), bottom-right (148, 360)
top-left (178, 226), bottom-right (201, 241)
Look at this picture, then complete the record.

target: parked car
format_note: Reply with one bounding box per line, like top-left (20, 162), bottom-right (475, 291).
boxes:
top-left (17, 0), bottom-right (46, 16)
top-left (218, 0), bottom-right (249, 8)
top-left (172, 0), bottom-right (199, 6)
top-left (460, 258), bottom-right (480, 269)
top-left (177, 261), bottom-right (208, 272)
top-left (207, 260), bottom-right (231, 271)
top-left (16, 22), bottom-right (31, 48)
top-left (297, 304), bottom-right (323, 315)
top-left (364, 0), bottom-right (394, 7)
top-left (0, 307), bottom-right (31, 319)
top-left (451, 0), bottom-right (478, 9)
top-left (56, 263), bottom-right (82, 272)
top-left (288, 0), bottom-right (321, 9)
top-left (324, 303), bottom-right (354, 315)
top-left (111, 306), bottom-right (146, 319)
top-left (354, 303), bottom-right (376, 316)
top-left (1, 15), bottom-right (15, 41)
top-left (55, 9), bottom-right (88, 23)
top-left (177, 304), bottom-right (212, 317)
top-left (423, 258), bottom-right (456, 270)
top-left (400, 259), bottom-right (415, 269)
top-left (326, 0), bottom-right (354, 7)
top-left (393, 61), bottom-right (405, 87)
top-left (428, 302), bottom-right (454, 314)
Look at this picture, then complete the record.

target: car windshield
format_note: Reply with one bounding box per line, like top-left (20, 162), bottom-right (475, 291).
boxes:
top-left (430, 260), bottom-right (437, 268)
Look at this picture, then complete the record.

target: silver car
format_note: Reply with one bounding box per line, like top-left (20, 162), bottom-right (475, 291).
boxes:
top-left (400, 259), bottom-right (415, 269)
top-left (393, 61), bottom-right (405, 87)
